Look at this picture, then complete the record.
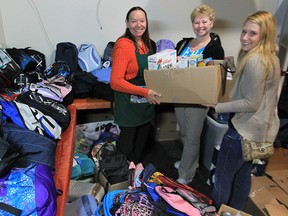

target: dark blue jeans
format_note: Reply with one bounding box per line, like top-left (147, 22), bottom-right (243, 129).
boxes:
top-left (211, 128), bottom-right (252, 210)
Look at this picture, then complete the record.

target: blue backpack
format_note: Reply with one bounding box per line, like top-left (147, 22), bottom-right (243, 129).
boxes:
top-left (1, 100), bottom-right (62, 140)
top-left (0, 163), bottom-right (57, 216)
top-left (0, 120), bottom-right (57, 169)
top-left (78, 43), bottom-right (102, 72)
top-left (71, 153), bottom-right (96, 180)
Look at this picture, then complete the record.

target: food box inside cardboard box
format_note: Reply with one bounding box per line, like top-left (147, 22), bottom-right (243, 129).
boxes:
top-left (148, 49), bottom-right (177, 70)
top-left (219, 204), bottom-right (252, 216)
top-left (144, 64), bottom-right (231, 104)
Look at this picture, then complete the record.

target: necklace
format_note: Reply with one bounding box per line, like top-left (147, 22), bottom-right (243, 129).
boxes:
top-left (189, 37), bottom-right (211, 51)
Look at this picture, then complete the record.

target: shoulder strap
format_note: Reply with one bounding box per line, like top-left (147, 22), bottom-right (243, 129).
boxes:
top-left (0, 202), bottom-right (22, 216)
top-left (177, 40), bottom-right (188, 56)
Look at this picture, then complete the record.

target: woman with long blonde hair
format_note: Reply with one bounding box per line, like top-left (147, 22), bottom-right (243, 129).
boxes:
top-left (211, 11), bottom-right (281, 210)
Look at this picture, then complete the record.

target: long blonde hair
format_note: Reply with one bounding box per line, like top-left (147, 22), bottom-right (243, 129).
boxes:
top-left (234, 11), bottom-right (278, 81)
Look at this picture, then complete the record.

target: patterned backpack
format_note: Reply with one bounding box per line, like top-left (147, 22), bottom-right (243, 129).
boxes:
top-left (0, 163), bottom-right (57, 216)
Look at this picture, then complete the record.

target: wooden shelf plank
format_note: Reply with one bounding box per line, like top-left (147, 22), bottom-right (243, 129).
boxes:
top-left (72, 98), bottom-right (111, 110)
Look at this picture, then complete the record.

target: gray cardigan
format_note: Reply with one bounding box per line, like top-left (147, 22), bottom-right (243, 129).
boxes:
top-left (215, 54), bottom-right (281, 142)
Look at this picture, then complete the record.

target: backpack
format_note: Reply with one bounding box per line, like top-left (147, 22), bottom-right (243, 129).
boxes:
top-left (65, 195), bottom-right (98, 216)
top-left (1, 100), bottom-right (62, 140)
top-left (90, 80), bottom-right (114, 101)
top-left (0, 136), bottom-right (23, 178)
top-left (0, 48), bottom-right (25, 74)
top-left (0, 48), bottom-right (14, 70)
top-left (22, 82), bottom-right (63, 102)
top-left (0, 163), bottom-right (57, 216)
top-left (90, 67), bottom-right (115, 101)
top-left (71, 153), bottom-right (96, 180)
top-left (71, 70), bottom-right (99, 98)
top-left (55, 42), bottom-right (78, 72)
top-left (78, 43), bottom-right (102, 72)
top-left (102, 41), bottom-right (115, 66)
top-left (43, 61), bottom-right (72, 85)
top-left (3, 67), bottom-right (32, 89)
top-left (155, 186), bottom-right (201, 216)
top-left (0, 72), bottom-right (12, 88)
top-left (156, 39), bottom-right (175, 52)
top-left (6, 47), bottom-right (46, 74)
top-left (97, 142), bottom-right (129, 185)
top-left (16, 91), bottom-right (71, 131)
top-left (0, 120), bottom-right (57, 169)
top-left (23, 47), bottom-right (46, 73)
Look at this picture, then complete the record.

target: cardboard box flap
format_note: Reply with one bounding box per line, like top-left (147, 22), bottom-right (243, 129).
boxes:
top-left (266, 169), bottom-right (288, 178)
top-left (265, 147), bottom-right (288, 173)
top-left (269, 186), bottom-right (288, 207)
top-left (271, 176), bottom-right (288, 195)
top-left (266, 204), bottom-right (288, 216)
top-left (249, 177), bottom-right (279, 214)
top-left (250, 176), bottom-right (277, 191)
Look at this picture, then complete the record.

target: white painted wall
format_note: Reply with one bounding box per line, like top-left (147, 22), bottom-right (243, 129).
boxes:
top-left (0, 0), bottom-right (283, 64)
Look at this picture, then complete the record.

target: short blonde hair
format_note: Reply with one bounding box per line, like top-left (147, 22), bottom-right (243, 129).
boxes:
top-left (190, 4), bottom-right (215, 23)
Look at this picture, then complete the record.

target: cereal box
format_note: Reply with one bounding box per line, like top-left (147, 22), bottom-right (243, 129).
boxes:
top-left (148, 49), bottom-right (177, 70)
top-left (188, 54), bottom-right (203, 67)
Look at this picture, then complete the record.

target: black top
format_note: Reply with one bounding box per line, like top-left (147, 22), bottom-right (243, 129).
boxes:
top-left (175, 32), bottom-right (225, 60)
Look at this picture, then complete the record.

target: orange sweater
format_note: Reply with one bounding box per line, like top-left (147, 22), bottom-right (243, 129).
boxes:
top-left (110, 38), bottom-right (150, 97)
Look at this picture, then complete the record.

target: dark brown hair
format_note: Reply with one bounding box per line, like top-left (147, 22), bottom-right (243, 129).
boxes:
top-left (120, 6), bottom-right (153, 51)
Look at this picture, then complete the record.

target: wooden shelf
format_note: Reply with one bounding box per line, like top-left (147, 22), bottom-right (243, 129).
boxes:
top-left (72, 98), bottom-right (111, 110)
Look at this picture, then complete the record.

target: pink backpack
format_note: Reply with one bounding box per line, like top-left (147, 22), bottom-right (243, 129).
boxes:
top-left (155, 186), bottom-right (201, 216)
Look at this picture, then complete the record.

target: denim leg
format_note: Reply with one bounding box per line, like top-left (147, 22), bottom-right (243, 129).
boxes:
top-left (229, 160), bottom-right (252, 210)
top-left (211, 128), bottom-right (248, 209)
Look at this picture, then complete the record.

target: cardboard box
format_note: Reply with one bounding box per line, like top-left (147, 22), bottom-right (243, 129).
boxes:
top-left (218, 204), bottom-right (252, 216)
top-left (244, 175), bottom-right (288, 216)
top-left (148, 49), bottom-right (177, 70)
top-left (144, 64), bottom-right (231, 104)
top-left (98, 171), bottom-right (128, 192)
top-left (265, 147), bottom-right (288, 173)
top-left (265, 148), bottom-right (288, 195)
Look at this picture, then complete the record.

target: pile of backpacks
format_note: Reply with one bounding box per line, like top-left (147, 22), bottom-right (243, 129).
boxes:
top-left (69, 163), bottom-right (219, 216)
top-left (69, 119), bottom-right (219, 215)
top-left (0, 41), bottom-right (115, 215)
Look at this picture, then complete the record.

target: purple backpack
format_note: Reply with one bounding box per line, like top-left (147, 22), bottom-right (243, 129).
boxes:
top-left (0, 163), bottom-right (57, 216)
top-left (156, 39), bottom-right (175, 52)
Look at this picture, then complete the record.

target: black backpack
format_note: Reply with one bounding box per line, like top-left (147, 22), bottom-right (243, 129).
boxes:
top-left (102, 41), bottom-right (115, 65)
top-left (6, 47), bottom-right (46, 73)
top-left (16, 91), bottom-right (71, 131)
top-left (3, 68), bottom-right (33, 89)
top-left (90, 81), bottom-right (114, 102)
top-left (97, 142), bottom-right (129, 185)
top-left (55, 42), bottom-right (78, 72)
top-left (71, 71), bottom-right (99, 99)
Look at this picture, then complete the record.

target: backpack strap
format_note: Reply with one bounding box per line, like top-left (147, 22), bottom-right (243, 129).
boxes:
top-left (0, 202), bottom-right (22, 216)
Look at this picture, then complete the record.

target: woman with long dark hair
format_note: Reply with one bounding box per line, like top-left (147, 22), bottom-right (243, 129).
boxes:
top-left (110, 6), bottom-right (161, 164)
